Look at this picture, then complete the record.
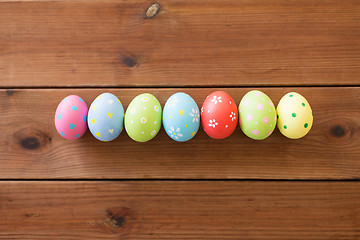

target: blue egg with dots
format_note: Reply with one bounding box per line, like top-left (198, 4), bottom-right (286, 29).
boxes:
top-left (87, 93), bottom-right (124, 142)
top-left (163, 92), bottom-right (200, 142)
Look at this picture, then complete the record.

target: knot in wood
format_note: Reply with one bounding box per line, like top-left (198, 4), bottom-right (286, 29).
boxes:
top-left (146, 2), bottom-right (160, 18)
top-left (331, 125), bottom-right (346, 138)
top-left (122, 56), bottom-right (138, 68)
top-left (21, 137), bottom-right (40, 150)
top-left (103, 207), bottom-right (135, 233)
top-left (14, 127), bottom-right (52, 151)
top-left (327, 120), bottom-right (352, 142)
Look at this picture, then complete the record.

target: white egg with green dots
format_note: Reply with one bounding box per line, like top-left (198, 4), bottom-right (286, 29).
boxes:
top-left (276, 92), bottom-right (313, 139)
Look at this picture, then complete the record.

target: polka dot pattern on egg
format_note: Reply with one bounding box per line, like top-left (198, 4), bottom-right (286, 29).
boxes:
top-left (54, 95), bottom-right (88, 140)
top-left (276, 92), bottom-right (313, 139)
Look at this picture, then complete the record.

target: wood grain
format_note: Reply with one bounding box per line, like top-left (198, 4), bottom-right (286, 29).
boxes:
top-left (1, 87), bottom-right (359, 179)
top-left (0, 0), bottom-right (359, 87)
top-left (0, 0), bottom-right (359, 238)
top-left (0, 181), bottom-right (359, 239)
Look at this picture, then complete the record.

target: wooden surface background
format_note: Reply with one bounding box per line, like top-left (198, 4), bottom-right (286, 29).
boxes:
top-left (0, 0), bottom-right (359, 239)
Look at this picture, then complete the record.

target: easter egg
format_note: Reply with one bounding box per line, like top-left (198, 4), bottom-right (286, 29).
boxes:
top-left (239, 90), bottom-right (277, 140)
top-left (88, 93), bottom-right (124, 142)
top-left (201, 91), bottom-right (237, 139)
top-left (54, 95), bottom-right (88, 140)
top-left (277, 92), bottom-right (313, 139)
top-left (124, 93), bottom-right (162, 142)
top-left (163, 92), bottom-right (200, 142)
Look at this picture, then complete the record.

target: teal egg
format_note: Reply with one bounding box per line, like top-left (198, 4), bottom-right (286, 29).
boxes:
top-left (163, 92), bottom-right (200, 142)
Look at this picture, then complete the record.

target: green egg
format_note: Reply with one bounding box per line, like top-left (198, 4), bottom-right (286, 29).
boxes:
top-left (125, 93), bottom-right (162, 142)
top-left (239, 90), bottom-right (277, 140)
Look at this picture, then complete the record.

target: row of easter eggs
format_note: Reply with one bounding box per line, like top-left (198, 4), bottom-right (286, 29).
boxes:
top-left (55, 90), bottom-right (313, 142)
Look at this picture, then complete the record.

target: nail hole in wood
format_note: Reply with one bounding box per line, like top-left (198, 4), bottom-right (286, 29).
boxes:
top-left (6, 89), bottom-right (14, 96)
top-left (26, 213), bottom-right (40, 218)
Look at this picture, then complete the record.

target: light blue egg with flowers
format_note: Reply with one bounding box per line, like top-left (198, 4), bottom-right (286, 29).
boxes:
top-left (88, 93), bottom-right (124, 142)
top-left (163, 92), bottom-right (200, 142)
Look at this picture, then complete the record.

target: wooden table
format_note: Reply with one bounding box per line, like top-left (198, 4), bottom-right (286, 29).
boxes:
top-left (0, 0), bottom-right (359, 239)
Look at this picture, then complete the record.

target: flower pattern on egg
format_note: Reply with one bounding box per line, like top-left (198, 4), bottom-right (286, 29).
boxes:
top-left (140, 117), bottom-right (147, 124)
top-left (189, 108), bottom-right (199, 123)
top-left (125, 93), bottom-right (162, 142)
top-left (239, 90), bottom-right (277, 140)
top-left (168, 97), bottom-right (179, 108)
top-left (230, 112), bottom-right (236, 121)
top-left (252, 130), bottom-right (260, 135)
top-left (168, 127), bottom-right (183, 140)
top-left (209, 119), bottom-right (218, 128)
top-left (163, 92), bottom-right (200, 142)
top-left (211, 96), bottom-right (222, 104)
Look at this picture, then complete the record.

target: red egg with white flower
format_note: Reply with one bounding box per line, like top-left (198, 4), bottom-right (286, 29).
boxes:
top-left (201, 91), bottom-right (238, 139)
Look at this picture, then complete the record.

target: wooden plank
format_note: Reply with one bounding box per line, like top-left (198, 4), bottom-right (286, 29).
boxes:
top-left (0, 181), bottom-right (359, 239)
top-left (0, 87), bottom-right (359, 179)
top-left (0, 0), bottom-right (359, 87)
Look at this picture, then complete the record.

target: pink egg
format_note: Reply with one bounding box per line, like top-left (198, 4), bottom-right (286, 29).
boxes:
top-left (54, 95), bottom-right (88, 140)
